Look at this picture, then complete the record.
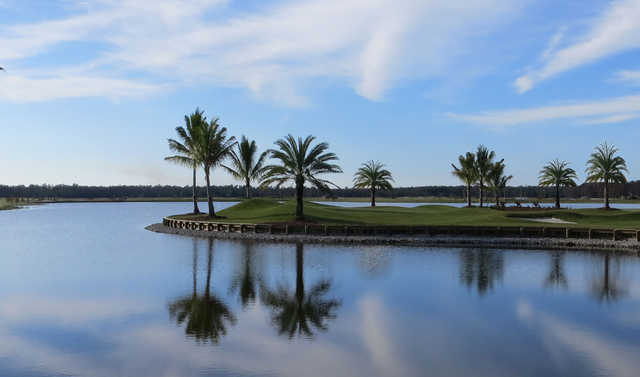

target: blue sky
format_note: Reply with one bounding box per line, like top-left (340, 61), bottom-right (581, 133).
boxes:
top-left (1, 0), bottom-right (640, 187)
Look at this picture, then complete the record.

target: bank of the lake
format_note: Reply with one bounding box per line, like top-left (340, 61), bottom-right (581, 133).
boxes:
top-left (170, 199), bottom-right (640, 229)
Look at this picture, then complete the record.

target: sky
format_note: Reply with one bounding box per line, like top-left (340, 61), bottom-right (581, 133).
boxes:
top-left (1, 0), bottom-right (640, 188)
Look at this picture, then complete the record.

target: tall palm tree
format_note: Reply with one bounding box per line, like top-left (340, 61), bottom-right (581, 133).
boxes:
top-left (222, 136), bottom-right (268, 199)
top-left (194, 118), bottom-right (236, 217)
top-left (352, 160), bottom-right (394, 207)
top-left (451, 152), bottom-right (477, 207)
top-left (487, 160), bottom-right (512, 207)
top-left (474, 145), bottom-right (496, 208)
top-left (165, 108), bottom-right (206, 214)
top-left (168, 238), bottom-right (236, 343)
top-left (260, 243), bottom-right (341, 339)
top-left (261, 135), bottom-right (342, 220)
top-left (585, 142), bottom-right (628, 209)
top-left (538, 159), bottom-right (578, 209)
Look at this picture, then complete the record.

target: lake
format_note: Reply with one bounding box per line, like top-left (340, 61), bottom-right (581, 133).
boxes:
top-left (1, 202), bottom-right (639, 377)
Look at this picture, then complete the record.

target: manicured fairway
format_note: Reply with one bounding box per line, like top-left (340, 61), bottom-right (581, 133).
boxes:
top-left (170, 199), bottom-right (640, 229)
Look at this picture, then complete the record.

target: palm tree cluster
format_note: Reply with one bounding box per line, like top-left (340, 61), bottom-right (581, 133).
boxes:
top-left (451, 145), bottom-right (512, 207)
top-left (167, 108), bottom-right (388, 220)
top-left (539, 142), bottom-right (628, 209)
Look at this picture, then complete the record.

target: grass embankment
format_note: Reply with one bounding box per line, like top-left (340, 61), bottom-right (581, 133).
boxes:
top-left (170, 199), bottom-right (640, 229)
top-left (0, 198), bottom-right (19, 211)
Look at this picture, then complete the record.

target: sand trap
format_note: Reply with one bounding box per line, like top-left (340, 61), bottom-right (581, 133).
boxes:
top-left (517, 217), bottom-right (576, 224)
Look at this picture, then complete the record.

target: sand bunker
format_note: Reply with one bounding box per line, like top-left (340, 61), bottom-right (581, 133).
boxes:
top-left (517, 217), bottom-right (576, 224)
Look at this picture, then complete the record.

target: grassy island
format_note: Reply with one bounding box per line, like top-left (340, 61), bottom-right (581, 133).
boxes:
top-left (169, 199), bottom-right (640, 230)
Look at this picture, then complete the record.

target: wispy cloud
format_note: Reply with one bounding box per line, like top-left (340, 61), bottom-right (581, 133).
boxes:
top-left (613, 69), bottom-right (640, 86)
top-left (515, 0), bottom-right (640, 93)
top-left (0, 0), bottom-right (525, 104)
top-left (449, 94), bottom-right (640, 127)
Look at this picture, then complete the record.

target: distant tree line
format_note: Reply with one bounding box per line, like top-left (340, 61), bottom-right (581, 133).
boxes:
top-left (2, 181), bottom-right (639, 201)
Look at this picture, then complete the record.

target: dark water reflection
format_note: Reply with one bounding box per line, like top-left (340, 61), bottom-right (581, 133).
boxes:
top-left (1, 203), bottom-right (640, 377)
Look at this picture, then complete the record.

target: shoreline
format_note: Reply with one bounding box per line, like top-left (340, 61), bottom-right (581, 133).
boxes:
top-left (146, 223), bottom-right (640, 254)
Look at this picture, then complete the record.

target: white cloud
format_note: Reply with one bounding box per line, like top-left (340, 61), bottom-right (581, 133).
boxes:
top-left (0, 74), bottom-right (160, 102)
top-left (614, 69), bottom-right (640, 86)
top-left (0, 0), bottom-right (525, 104)
top-left (449, 94), bottom-right (640, 127)
top-left (515, 0), bottom-right (640, 93)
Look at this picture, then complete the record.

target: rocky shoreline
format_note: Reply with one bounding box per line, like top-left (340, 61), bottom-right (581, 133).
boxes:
top-left (146, 223), bottom-right (640, 253)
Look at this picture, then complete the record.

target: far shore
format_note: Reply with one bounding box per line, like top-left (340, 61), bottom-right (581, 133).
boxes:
top-left (9, 196), bottom-right (640, 204)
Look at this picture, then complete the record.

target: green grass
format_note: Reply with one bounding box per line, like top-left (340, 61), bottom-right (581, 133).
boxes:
top-left (0, 198), bottom-right (19, 211)
top-left (169, 199), bottom-right (640, 229)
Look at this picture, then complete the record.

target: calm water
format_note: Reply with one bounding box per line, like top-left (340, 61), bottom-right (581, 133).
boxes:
top-left (316, 201), bottom-right (640, 209)
top-left (1, 203), bottom-right (640, 377)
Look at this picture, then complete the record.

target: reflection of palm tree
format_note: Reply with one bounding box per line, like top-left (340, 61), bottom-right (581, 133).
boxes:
top-left (169, 239), bottom-right (236, 343)
top-left (544, 251), bottom-right (568, 289)
top-left (459, 249), bottom-right (504, 295)
top-left (591, 253), bottom-right (627, 302)
top-left (230, 243), bottom-right (259, 309)
top-left (261, 243), bottom-right (341, 339)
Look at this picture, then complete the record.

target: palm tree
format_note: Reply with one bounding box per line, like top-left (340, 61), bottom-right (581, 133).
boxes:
top-left (194, 118), bottom-right (236, 217)
top-left (165, 108), bottom-right (206, 214)
top-left (260, 243), bottom-right (341, 339)
top-left (261, 135), bottom-right (342, 220)
top-left (451, 152), bottom-right (477, 207)
top-left (168, 238), bottom-right (236, 343)
top-left (538, 159), bottom-right (578, 209)
top-left (487, 160), bottom-right (512, 207)
top-left (352, 160), bottom-right (394, 207)
top-left (222, 136), bottom-right (268, 199)
top-left (474, 145), bottom-right (496, 208)
top-left (585, 142), bottom-right (628, 209)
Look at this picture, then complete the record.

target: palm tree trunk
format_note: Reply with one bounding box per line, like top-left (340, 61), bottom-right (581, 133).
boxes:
top-left (467, 183), bottom-right (472, 207)
top-left (205, 168), bottom-right (215, 217)
top-left (479, 179), bottom-right (484, 208)
top-left (371, 187), bottom-right (376, 207)
top-left (604, 180), bottom-right (609, 209)
top-left (192, 167), bottom-right (200, 214)
top-left (245, 178), bottom-right (251, 199)
top-left (296, 243), bottom-right (304, 304)
top-left (295, 178), bottom-right (304, 220)
top-left (555, 184), bottom-right (560, 209)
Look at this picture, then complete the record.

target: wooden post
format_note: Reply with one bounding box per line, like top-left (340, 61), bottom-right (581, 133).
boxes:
top-left (285, 225), bottom-right (289, 235)
top-left (588, 229), bottom-right (592, 240)
top-left (612, 229), bottom-right (617, 241)
top-left (324, 225), bottom-right (328, 235)
top-left (636, 230), bottom-right (639, 242)
top-left (565, 228), bottom-right (569, 239)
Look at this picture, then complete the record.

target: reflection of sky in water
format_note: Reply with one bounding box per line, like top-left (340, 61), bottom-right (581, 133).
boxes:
top-left (0, 203), bottom-right (639, 377)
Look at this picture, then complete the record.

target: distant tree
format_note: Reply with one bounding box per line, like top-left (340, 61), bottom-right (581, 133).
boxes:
top-left (222, 136), bottom-right (268, 199)
top-left (353, 160), bottom-right (394, 207)
top-left (538, 159), bottom-right (578, 209)
top-left (261, 135), bottom-right (342, 220)
top-left (585, 142), bottom-right (628, 209)
top-left (451, 152), bottom-right (477, 207)
top-left (474, 145), bottom-right (496, 208)
top-left (165, 108), bottom-right (206, 214)
top-left (487, 160), bottom-right (512, 207)
top-left (193, 118), bottom-right (236, 217)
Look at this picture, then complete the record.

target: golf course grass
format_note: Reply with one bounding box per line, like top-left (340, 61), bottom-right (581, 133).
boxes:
top-left (169, 199), bottom-right (640, 229)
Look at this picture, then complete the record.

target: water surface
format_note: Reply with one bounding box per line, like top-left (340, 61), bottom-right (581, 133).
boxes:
top-left (1, 202), bottom-right (639, 377)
